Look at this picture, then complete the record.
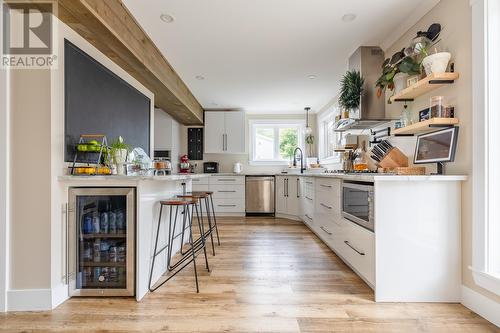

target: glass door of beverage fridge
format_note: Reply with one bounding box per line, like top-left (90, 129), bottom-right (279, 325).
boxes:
top-left (68, 188), bottom-right (135, 296)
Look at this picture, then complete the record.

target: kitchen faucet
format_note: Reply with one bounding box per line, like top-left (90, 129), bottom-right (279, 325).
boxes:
top-left (292, 147), bottom-right (306, 174)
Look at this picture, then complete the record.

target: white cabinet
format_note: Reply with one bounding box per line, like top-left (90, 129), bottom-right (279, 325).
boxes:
top-left (299, 177), bottom-right (315, 226)
top-left (276, 176), bottom-right (300, 218)
top-left (192, 176), bottom-right (245, 215)
top-left (204, 111), bottom-right (245, 154)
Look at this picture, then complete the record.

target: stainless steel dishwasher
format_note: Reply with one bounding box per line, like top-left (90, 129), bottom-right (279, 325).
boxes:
top-left (245, 176), bottom-right (275, 215)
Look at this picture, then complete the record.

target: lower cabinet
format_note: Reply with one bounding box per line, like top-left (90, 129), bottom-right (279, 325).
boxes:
top-left (304, 176), bottom-right (375, 288)
top-left (192, 176), bottom-right (245, 214)
top-left (276, 176), bottom-right (300, 217)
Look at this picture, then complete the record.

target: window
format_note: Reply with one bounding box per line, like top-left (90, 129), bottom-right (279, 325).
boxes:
top-left (471, 0), bottom-right (500, 295)
top-left (318, 108), bottom-right (342, 163)
top-left (249, 120), bottom-right (304, 164)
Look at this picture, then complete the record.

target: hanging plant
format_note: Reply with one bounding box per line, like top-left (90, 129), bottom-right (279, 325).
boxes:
top-left (339, 70), bottom-right (364, 112)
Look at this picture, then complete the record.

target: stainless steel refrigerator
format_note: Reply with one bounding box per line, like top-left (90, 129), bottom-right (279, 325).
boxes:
top-left (68, 188), bottom-right (135, 296)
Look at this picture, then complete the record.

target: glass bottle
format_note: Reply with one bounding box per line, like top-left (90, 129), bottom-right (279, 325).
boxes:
top-left (353, 141), bottom-right (369, 171)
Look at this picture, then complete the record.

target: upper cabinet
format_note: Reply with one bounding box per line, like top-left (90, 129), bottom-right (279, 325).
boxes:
top-left (204, 111), bottom-right (245, 154)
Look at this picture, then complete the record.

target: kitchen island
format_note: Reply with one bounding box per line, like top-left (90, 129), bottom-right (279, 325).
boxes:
top-left (58, 174), bottom-right (210, 301)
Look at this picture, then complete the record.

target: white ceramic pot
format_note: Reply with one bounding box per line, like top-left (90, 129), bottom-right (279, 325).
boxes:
top-left (113, 149), bottom-right (128, 175)
top-left (233, 162), bottom-right (242, 174)
top-left (393, 73), bottom-right (408, 94)
top-left (422, 52), bottom-right (451, 76)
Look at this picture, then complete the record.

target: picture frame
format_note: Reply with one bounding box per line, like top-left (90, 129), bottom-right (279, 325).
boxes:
top-left (419, 109), bottom-right (430, 122)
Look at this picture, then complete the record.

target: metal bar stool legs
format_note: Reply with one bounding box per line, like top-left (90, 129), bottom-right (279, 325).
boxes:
top-left (148, 199), bottom-right (203, 293)
top-left (208, 192), bottom-right (221, 246)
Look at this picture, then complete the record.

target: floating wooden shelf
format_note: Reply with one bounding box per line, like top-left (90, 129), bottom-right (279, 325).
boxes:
top-left (393, 118), bottom-right (459, 136)
top-left (390, 72), bottom-right (460, 102)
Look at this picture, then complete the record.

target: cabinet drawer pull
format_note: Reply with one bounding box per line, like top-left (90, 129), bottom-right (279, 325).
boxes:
top-left (218, 179), bottom-right (236, 182)
top-left (306, 181), bottom-right (313, 185)
top-left (305, 196), bottom-right (313, 201)
top-left (320, 203), bottom-right (332, 210)
top-left (344, 240), bottom-right (365, 256)
top-left (218, 204), bottom-right (237, 207)
top-left (305, 214), bottom-right (313, 220)
top-left (320, 184), bottom-right (332, 188)
top-left (320, 226), bottom-right (332, 235)
top-left (218, 190), bottom-right (237, 193)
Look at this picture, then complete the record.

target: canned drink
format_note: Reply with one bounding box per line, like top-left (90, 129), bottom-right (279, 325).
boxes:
top-left (100, 212), bottom-right (109, 234)
top-left (109, 246), bottom-right (118, 262)
top-left (93, 239), bottom-right (101, 263)
top-left (92, 214), bottom-right (100, 234)
top-left (83, 241), bottom-right (92, 261)
top-left (116, 210), bottom-right (125, 233)
top-left (83, 216), bottom-right (93, 234)
top-left (117, 245), bottom-right (126, 262)
top-left (109, 267), bottom-right (118, 283)
top-left (109, 211), bottom-right (117, 234)
top-left (100, 240), bottom-right (109, 262)
top-left (83, 267), bottom-right (92, 285)
top-left (94, 267), bottom-right (101, 283)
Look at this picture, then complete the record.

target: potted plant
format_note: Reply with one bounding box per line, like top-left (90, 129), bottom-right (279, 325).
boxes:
top-left (339, 70), bottom-right (364, 117)
top-left (110, 136), bottom-right (130, 175)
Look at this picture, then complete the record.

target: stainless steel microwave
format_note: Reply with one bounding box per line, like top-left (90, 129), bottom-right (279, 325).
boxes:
top-left (342, 181), bottom-right (374, 232)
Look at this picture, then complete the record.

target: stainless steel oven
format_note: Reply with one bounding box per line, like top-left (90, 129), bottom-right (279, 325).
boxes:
top-left (342, 181), bottom-right (374, 232)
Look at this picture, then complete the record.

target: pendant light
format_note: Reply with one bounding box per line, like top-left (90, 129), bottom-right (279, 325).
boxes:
top-left (304, 107), bottom-right (313, 135)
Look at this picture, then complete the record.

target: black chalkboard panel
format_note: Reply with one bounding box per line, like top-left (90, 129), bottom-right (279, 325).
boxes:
top-left (188, 128), bottom-right (203, 160)
top-left (64, 39), bottom-right (151, 162)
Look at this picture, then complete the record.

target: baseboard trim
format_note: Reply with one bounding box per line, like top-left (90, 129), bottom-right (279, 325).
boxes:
top-left (462, 285), bottom-right (500, 328)
top-left (7, 288), bottom-right (52, 311)
top-left (51, 283), bottom-right (69, 309)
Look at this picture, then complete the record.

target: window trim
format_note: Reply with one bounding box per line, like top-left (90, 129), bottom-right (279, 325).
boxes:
top-left (317, 108), bottom-right (341, 164)
top-left (471, 0), bottom-right (500, 295)
top-left (248, 119), bottom-right (305, 165)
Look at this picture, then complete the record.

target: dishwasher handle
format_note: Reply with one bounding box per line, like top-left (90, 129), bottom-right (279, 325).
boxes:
top-left (246, 176), bottom-right (275, 182)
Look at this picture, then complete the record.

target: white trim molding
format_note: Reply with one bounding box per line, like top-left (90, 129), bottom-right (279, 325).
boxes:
top-left (462, 285), bottom-right (500, 328)
top-left (471, 0), bottom-right (500, 296)
top-left (7, 289), bottom-right (52, 312)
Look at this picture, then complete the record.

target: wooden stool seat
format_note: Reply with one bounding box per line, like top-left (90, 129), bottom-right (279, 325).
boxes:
top-left (160, 198), bottom-right (198, 206)
top-left (177, 191), bottom-right (210, 199)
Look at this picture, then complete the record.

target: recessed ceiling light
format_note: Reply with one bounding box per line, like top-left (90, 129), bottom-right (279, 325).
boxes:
top-left (195, 75), bottom-right (205, 80)
top-left (160, 14), bottom-right (174, 23)
top-left (308, 75), bottom-right (317, 80)
top-left (342, 13), bottom-right (357, 22)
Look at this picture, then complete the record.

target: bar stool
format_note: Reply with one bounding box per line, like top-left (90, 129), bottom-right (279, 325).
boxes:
top-left (177, 191), bottom-right (220, 256)
top-left (148, 197), bottom-right (209, 293)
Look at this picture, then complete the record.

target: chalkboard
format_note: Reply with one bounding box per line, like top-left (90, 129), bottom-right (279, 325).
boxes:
top-left (64, 39), bottom-right (151, 162)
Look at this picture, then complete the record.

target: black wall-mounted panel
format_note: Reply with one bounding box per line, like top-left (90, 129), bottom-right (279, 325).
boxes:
top-left (188, 128), bottom-right (203, 160)
top-left (64, 39), bottom-right (151, 162)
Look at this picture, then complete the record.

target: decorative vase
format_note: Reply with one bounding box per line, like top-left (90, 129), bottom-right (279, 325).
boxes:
top-left (113, 149), bottom-right (128, 175)
top-left (422, 52), bottom-right (451, 76)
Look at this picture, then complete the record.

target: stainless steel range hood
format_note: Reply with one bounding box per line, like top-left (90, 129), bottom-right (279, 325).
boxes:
top-left (335, 46), bottom-right (394, 132)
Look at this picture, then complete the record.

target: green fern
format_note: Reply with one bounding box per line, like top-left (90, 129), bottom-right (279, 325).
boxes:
top-left (339, 70), bottom-right (364, 111)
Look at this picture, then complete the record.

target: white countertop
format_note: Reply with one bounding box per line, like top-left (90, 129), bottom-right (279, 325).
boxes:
top-left (200, 172), bottom-right (467, 182)
top-left (58, 172), bottom-right (467, 183)
top-left (57, 173), bottom-right (209, 182)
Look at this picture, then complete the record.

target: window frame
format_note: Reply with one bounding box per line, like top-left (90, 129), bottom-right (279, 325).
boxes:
top-left (471, 0), bottom-right (500, 296)
top-left (248, 119), bottom-right (305, 165)
top-left (318, 108), bottom-right (341, 164)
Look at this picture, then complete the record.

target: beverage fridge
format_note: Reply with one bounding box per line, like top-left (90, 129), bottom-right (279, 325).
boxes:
top-left (68, 188), bottom-right (135, 296)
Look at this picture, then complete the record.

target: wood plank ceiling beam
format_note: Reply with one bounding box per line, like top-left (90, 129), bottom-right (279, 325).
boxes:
top-left (56, 0), bottom-right (204, 125)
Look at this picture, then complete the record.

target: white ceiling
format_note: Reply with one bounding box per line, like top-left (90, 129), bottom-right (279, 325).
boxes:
top-left (123, 0), bottom-right (439, 114)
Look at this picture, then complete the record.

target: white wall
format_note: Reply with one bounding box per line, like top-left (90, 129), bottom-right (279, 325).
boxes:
top-left (0, 67), bottom-right (8, 312)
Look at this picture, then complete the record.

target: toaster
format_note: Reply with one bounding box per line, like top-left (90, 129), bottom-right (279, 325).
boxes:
top-left (203, 162), bottom-right (219, 173)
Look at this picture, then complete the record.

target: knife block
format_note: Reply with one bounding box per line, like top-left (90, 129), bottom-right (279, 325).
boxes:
top-left (378, 147), bottom-right (408, 168)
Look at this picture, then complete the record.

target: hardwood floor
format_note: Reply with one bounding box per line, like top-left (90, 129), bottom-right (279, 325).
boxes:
top-left (1, 217), bottom-right (498, 332)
